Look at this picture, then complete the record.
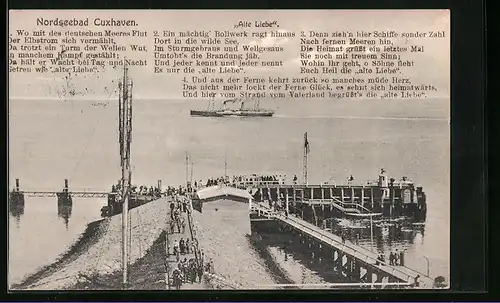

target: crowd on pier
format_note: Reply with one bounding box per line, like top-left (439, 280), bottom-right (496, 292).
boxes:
top-left (164, 188), bottom-right (219, 290)
top-left (110, 181), bottom-right (163, 198)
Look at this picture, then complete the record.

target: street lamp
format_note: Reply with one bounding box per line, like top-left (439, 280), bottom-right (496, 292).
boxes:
top-left (423, 255), bottom-right (430, 277)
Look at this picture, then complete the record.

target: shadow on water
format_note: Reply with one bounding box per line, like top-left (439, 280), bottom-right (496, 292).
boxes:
top-left (9, 192), bottom-right (25, 227)
top-left (11, 218), bottom-right (108, 289)
top-left (248, 232), bottom-right (352, 284)
top-left (57, 203), bottom-right (73, 230)
top-left (57, 192), bottom-right (73, 230)
top-left (326, 217), bottom-right (426, 257)
top-left (248, 212), bottom-right (428, 285)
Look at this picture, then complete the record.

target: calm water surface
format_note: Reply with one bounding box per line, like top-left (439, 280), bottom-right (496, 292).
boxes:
top-left (8, 97), bottom-right (450, 285)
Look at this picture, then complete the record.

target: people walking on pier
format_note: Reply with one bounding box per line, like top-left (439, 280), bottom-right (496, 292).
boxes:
top-left (191, 239), bottom-right (198, 255)
top-left (170, 202), bottom-right (175, 219)
top-left (179, 238), bottom-right (186, 254)
top-left (172, 267), bottom-right (183, 290)
top-left (185, 238), bottom-right (190, 254)
top-left (376, 254), bottom-right (385, 265)
top-left (180, 257), bottom-right (188, 277)
top-left (389, 252), bottom-right (395, 265)
top-left (394, 249), bottom-right (400, 265)
top-left (341, 233), bottom-right (346, 244)
top-left (169, 219), bottom-right (175, 234)
top-left (173, 214), bottom-right (181, 233)
top-left (173, 239), bottom-right (180, 262)
top-left (181, 217), bottom-right (186, 233)
top-left (399, 250), bottom-right (405, 266)
top-left (414, 274), bottom-right (421, 287)
top-left (188, 258), bottom-right (198, 283)
top-left (197, 261), bottom-right (204, 283)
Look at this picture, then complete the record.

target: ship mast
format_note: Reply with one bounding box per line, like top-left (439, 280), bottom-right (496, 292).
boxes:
top-left (190, 161), bottom-right (194, 185)
top-left (118, 59), bottom-right (133, 288)
top-left (185, 152), bottom-right (189, 187)
top-left (224, 151), bottom-right (227, 179)
top-left (303, 132), bottom-right (309, 185)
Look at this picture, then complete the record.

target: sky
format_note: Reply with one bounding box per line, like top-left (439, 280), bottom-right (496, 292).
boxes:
top-left (8, 10), bottom-right (450, 100)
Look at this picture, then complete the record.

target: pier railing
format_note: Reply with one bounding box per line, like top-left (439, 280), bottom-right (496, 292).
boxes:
top-left (250, 203), bottom-right (433, 288)
top-left (22, 190), bottom-right (111, 198)
top-left (256, 282), bottom-right (413, 289)
top-left (303, 198), bottom-right (379, 216)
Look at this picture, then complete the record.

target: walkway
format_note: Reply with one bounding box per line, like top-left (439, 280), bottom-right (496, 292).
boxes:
top-left (164, 197), bottom-right (207, 290)
top-left (251, 202), bottom-right (434, 288)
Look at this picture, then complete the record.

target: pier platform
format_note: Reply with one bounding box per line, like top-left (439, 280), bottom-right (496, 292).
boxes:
top-left (250, 202), bottom-right (434, 289)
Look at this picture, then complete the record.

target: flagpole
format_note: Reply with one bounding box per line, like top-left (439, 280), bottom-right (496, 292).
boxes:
top-left (224, 151), bottom-right (227, 180)
top-left (303, 132), bottom-right (309, 185)
top-left (185, 152), bottom-right (189, 187)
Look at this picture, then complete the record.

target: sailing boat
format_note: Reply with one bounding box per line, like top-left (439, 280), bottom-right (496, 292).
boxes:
top-left (190, 97), bottom-right (274, 117)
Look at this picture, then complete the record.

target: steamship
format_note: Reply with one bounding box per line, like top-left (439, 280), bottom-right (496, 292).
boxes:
top-left (190, 97), bottom-right (274, 117)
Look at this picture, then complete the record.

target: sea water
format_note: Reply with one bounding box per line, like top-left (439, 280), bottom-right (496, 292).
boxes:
top-left (8, 97), bottom-right (450, 285)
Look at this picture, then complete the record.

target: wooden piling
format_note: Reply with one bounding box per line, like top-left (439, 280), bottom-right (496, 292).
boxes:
top-left (361, 188), bottom-right (365, 207)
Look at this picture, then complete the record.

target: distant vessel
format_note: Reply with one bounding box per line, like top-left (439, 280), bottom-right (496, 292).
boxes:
top-left (190, 97), bottom-right (274, 117)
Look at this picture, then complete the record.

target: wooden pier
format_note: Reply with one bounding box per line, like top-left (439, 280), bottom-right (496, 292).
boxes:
top-left (250, 202), bottom-right (434, 289)
top-left (251, 180), bottom-right (427, 220)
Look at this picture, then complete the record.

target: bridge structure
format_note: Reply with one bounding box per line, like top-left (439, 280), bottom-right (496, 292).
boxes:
top-left (9, 178), bottom-right (113, 199)
top-left (22, 190), bottom-right (111, 199)
top-left (249, 202), bottom-right (434, 289)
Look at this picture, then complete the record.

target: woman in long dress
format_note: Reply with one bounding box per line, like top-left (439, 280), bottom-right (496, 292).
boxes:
top-left (172, 268), bottom-right (183, 290)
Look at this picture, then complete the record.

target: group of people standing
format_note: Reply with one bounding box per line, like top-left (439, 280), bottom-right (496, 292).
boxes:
top-left (172, 238), bottom-right (194, 261)
top-left (111, 182), bottom-right (163, 198)
top-left (166, 185), bottom-right (188, 197)
top-left (375, 250), bottom-right (405, 267)
top-left (389, 250), bottom-right (405, 266)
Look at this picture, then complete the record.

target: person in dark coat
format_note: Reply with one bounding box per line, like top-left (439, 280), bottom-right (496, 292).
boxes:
top-left (179, 238), bottom-right (185, 254)
top-left (170, 202), bottom-right (176, 219)
top-left (172, 267), bottom-right (183, 290)
top-left (197, 262), bottom-right (204, 283)
top-left (399, 250), bottom-right (405, 266)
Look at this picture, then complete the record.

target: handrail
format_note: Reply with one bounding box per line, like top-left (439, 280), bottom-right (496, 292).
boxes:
top-left (250, 203), bottom-right (430, 286)
top-left (332, 197), bottom-right (374, 214)
top-left (257, 282), bottom-right (413, 288)
top-left (280, 213), bottom-right (415, 282)
top-left (282, 213), bottom-right (429, 284)
top-left (303, 197), bottom-right (376, 215)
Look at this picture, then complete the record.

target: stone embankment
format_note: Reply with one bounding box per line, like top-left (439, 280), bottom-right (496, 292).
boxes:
top-left (13, 197), bottom-right (171, 290)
